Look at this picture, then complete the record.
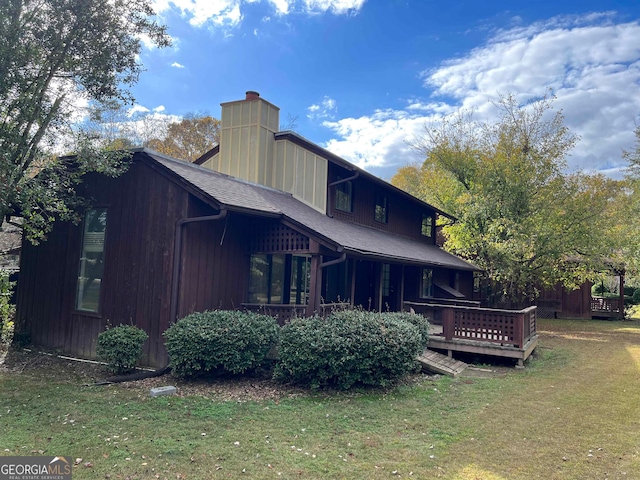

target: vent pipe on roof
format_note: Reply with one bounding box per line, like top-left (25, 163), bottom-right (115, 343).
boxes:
top-left (245, 90), bottom-right (260, 100)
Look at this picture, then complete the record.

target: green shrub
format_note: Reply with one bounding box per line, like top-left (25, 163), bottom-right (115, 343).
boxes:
top-left (379, 311), bottom-right (430, 349)
top-left (624, 286), bottom-right (636, 297)
top-left (592, 283), bottom-right (609, 296)
top-left (274, 310), bottom-right (423, 389)
top-left (164, 310), bottom-right (279, 378)
top-left (96, 325), bottom-right (148, 374)
top-left (633, 289), bottom-right (640, 305)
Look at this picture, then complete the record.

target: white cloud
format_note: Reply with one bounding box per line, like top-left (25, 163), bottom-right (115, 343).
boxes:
top-left (307, 96), bottom-right (337, 119)
top-left (322, 109), bottom-right (434, 170)
top-left (127, 104), bottom-right (151, 117)
top-left (153, 105), bottom-right (166, 112)
top-left (171, 62), bottom-right (185, 68)
top-left (302, 0), bottom-right (366, 14)
top-left (322, 14), bottom-right (640, 176)
top-left (151, 0), bottom-right (365, 27)
top-left (152, 0), bottom-right (242, 27)
top-left (267, 0), bottom-right (290, 15)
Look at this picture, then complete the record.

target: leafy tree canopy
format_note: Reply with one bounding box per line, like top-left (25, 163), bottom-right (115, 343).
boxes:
top-left (147, 114), bottom-right (220, 162)
top-left (394, 93), bottom-right (622, 303)
top-left (620, 126), bottom-right (640, 282)
top-left (81, 105), bottom-right (220, 163)
top-left (0, 0), bottom-right (170, 243)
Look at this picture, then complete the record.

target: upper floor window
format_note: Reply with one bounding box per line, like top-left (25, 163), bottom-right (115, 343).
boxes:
top-left (421, 214), bottom-right (433, 237)
top-left (335, 178), bottom-right (353, 213)
top-left (374, 193), bottom-right (388, 223)
top-left (76, 208), bottom-right (108, 312)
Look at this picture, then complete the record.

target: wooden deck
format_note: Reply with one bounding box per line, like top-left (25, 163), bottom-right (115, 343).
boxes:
top-left (407, 302), bottom-right (539, 367)
top-left (590, 296), bottom-right (624, 319)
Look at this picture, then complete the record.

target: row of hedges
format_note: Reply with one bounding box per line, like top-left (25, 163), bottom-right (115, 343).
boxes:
top-left (96, 309), bottom-right (430, 388)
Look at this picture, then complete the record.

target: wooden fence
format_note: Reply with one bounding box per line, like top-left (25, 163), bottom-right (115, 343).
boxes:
top-left (590, 296), bottom-right (622, 314)
top-left (405, 302), bottom-right (537, 349)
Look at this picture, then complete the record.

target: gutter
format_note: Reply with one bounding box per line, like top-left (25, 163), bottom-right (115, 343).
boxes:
top-left (90, 207), bottom-right (231, 386)
top-left (328, 171), bottom-right (359, 187)
top-left (320, 250), bottom-right (347, 269)
top-left (311, 249), bottom-right (347, 314)
top-left (170, 207), bottom-right (228, 324)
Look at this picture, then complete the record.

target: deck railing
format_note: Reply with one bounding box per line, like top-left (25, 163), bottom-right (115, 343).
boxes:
top-left (241, 302), bottom-right (351, 324)
top-left (591, 296), bottom-right (622, 313)
top-left (405, 301), bottom-right (537, 349)
top-left (241, 303), bottom-right (306, 324)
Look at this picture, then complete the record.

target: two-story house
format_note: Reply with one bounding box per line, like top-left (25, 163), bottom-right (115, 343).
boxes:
top-left (16, 91), bottom-right (479, 367)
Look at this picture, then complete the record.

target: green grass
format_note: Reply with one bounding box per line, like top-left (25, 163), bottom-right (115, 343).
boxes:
top-left (2, 318), bottom-right (640, 479)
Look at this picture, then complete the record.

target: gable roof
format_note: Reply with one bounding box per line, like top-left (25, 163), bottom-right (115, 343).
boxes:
top-left (142, 150), bottom-right (479, 271)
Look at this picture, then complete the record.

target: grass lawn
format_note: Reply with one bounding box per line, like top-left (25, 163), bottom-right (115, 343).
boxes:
top-left (1, 318), bottom-right (640, 479)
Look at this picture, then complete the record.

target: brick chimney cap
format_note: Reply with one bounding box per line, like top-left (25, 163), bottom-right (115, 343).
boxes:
top-left (245, 91), bottom-right (260, 100)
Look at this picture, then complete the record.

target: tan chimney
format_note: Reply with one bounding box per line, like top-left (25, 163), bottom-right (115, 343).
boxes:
top-left (214, 91), bottom-right (280, 186)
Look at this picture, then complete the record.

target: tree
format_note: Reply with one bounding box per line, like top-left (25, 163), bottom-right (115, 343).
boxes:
top-left (395, 93), bottom-right (619, 304)
top-left (147, 114), bottom-right (220, 161)
top-left (0, 0), bottom-right (170, 243)
top-left (621, 126), bottom-right (640, 280)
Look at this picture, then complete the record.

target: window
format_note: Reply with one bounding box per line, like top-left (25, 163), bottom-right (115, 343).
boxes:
top-left (248, 254), bottom-right (310, 305)
top-left (76, 208), bottom-right (108, 312)
top-left (335, 178), bottom-right (353, 212)
top-left (473, 272), bottom-right (481, 294)
top-left (381, 263), bottom-right (390, 296)
top-left (289, 255), bottom-right (311, 305)
top-left (421, 214), bottom-right (433, 237)
top-left (374, 193), bottom-right (388, 223)
top-left (420, 267), bottom-right (433, 298)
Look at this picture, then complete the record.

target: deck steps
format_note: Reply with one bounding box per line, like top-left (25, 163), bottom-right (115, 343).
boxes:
top-left (418, 349), bottom-right (468, 377)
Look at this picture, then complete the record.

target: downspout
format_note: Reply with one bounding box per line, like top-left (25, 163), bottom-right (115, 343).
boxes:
top-left (313, 249), bottom-right (347, 314)
top-left (170, 207), bottom-right (228, 324)
top-left (91, 206), bottom-right (229, 386)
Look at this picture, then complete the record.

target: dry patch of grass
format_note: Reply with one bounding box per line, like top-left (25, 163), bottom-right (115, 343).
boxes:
top-left (441, 318), bottom-right (640, 479)
top-left (1, 318), bottom-right (640, 479)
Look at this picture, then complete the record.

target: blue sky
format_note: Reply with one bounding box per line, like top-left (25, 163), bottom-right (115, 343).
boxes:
top-left (132, 0), bottom-right (640, 180)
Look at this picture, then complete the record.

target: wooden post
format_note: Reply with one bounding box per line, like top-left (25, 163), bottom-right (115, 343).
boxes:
top-left (350, 259), bottom-right (356, 307)
top-left (619, 272), bottom-right (625, 320)
top-left (400, 265), bottom-right (405, 312)
top-left (514, 311), bottom-right (524, 349)
top-left (442, 308), bottom-right (454, 340)
top-left (378, 263), bottom-right (383, 312)
top-left (306, 254), bottom-right (321, 317)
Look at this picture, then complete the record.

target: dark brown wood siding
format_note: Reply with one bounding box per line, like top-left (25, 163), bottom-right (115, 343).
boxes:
top-left (327, 163), bottom-right (436, 243)
top-left (177, 200), bottom-right (250, 318)
top-left (17, 159), bottom-right (190, 367)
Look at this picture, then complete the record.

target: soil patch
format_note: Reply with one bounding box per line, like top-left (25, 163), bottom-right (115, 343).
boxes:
top-left (0, 347), bottom-right (440, 402)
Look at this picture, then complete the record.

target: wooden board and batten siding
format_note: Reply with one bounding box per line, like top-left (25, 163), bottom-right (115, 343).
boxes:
top-left (17, 160), bottom-right (248, 368)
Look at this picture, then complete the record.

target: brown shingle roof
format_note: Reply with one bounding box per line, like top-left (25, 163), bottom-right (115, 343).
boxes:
top-left (147, 151), bottom-right (479, 271)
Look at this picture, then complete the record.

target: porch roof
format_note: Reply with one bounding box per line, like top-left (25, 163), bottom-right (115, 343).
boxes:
top-left (147, 151), bottom-right (480, 272)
